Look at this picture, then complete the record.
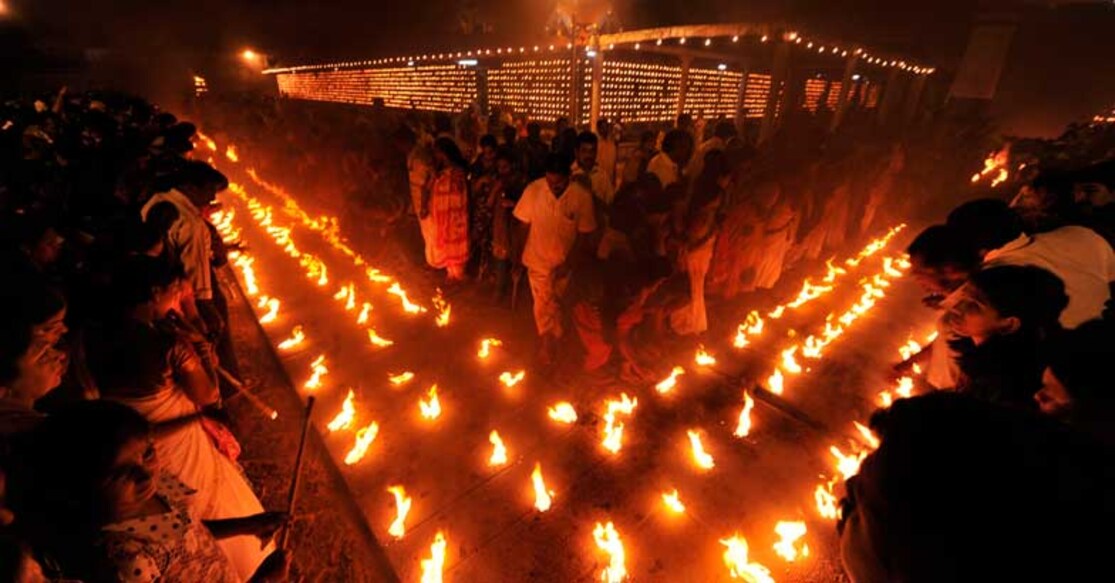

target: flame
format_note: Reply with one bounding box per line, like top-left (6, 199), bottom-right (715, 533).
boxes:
top-left (786, 279), bottom-right (833, 309)
top-left (419, 385), bottom-right (441, 420)
top-left (719, 535), bottom-right (774, 583)
top-left (259, 297), bottom-right (280, 324)
top-left (733, 310), bottom-right (765, 348)
top-left (225, 144), bottom-right (239, 162)
top-left (655, 366), bottom-right (685, 394)
top-left (233, 254), bottom-right (259, 296)
top-left (386, 485), bottom-right (412, 539)
top-left (419, 531), bottom-right (447, 583)
top-left (894, 376), bottom-right (914, 398)
top-left (773, 521), bottom-right (810, 562)
top-left (687, 429), bottom-right (715, 470)
top-left (387, 282), bottom-right (426, 314)
top-left (768, 305), bottom-right (786, 319)
top-left (854, 421), bottom-right (880, 450)
top-left (766, 369), bottom-right (784, 395)
top-left (830, 445), bottom-right (868, 480)
top-left (196, 131), bottom-right (218, 152)
top-left (499, 370), bottom-right (526, 388)
top-left (733, 392), bottom-right (756, 438)
top-left (601, 393), bottom-right (638, 454)
top-left (531, 462), bottom-right (555, 512)
top-left (327, 389), bottom-right (356, 431)
top-left (547, 402), bottom-right (578, 424)
top-left (912, 363), bottom-right (923, 375)
top-left (780, 346), bottom-right (803, 374)
top-left (971, 147), bottom-right (1010, 187)
top-left (823, 258), bottom-right (848, 283)
top-left (367, 328), bottom-right (394, 348)
top-left (365, 267), bottom-right (393, 283)
top-left (488, 430), bottom-right (508, 466)
top-left (592, 522), bottom-right (627, 583)
top-left (277, 325), bottom-right (305, 350)
top-left (477, 337), bottom-right (503, 359)
top-left (815, 478), bottom-right (839, 519)
top-left (334, 282), bottom-right (353, 301)
top-left (303, 354), bottom-right (329, 390)
top-left (343, 421), bottom-right (379, 465)
top-left (388, 371), bottom-right (415, 386)
top-left (357, 302), bottom-right (372, 325)
top-left (661, 488), bottom-right (685, 514)
top-left (694, 346), bottom-right (717, 367)
top-left (433, 290), bottom-right (451, 327)
top-left (883, 257), bottom-right (904, 278)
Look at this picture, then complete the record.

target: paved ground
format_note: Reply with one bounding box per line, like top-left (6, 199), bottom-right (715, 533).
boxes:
top-left (211, 146), bottom-right (936, 582)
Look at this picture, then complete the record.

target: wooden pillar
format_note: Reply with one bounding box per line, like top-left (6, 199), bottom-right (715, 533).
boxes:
top-left (830, 54), bottom-right (859, 132)
top-left (589, 40), bottom-right (603, 126)
top-left (676, 55), bottom-right (692, 120)
top-left (759, 41), bottom-right (790, 143)
top-left (476, 67), bottom-right (490, 117)
top-left (734, 63), bottom-right (751, 132)
top-left (876, 68), bottom-right (904, 126)
top-left (901, 73), bottom-right (927, 125)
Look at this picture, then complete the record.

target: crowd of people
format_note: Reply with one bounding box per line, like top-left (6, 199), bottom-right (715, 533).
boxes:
top-left (1, 82), bottom-right (1113, 582)
top-left (0, 90), bottom-right (290, 581)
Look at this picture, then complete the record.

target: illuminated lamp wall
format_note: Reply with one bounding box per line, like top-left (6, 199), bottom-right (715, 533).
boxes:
top-left (684, 67), bottom-right (744, 119)
top-left (598, 60), bottom-right (682, 123)
top-left (742, 73), bottom-right (772, 119)
top-left (825, 81), bottom-right (843, 110)
top-left (803, 78), bottom-right (826, 112)
top-left (275, 65), bottom-right (477, 112)
top-left (487, 59), bottom-right (573, 120)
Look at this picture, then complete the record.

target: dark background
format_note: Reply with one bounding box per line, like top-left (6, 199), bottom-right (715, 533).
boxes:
top-left (2, 0), bottom-right (1113, 136)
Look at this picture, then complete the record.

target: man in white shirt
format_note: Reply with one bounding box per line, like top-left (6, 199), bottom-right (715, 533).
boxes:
top-left (948, 199), bottom-right (1115, 329)
top-left (686, 121), bottom-right (736, 180)
top-left (594, 118), bottom-right (617, 186)
top-left (514, 153), bottom-right (598, 365)
top-left (571, 131), bottom-right (615, 208)
top-left (647, 129), bottom-right (694, 189)
top-left (142, 163), bottom-right (223, 304)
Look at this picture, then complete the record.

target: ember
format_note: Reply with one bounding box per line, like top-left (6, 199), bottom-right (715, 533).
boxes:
top-left (733, 392), bottom-right (756, 438)
top-left (277, 325), bottom-right (305, 350)
top-left (719, 534), bottom-right (774, 583)
top-left (303, 354), bottom-right (329, 390)
top-left (477, 337), bottom-right (503, 359)
top-left (593, 522), bottom-right (627, 583)
top-left (488, 430), bottom-right (508, 466)
top-left (388, 371), bottom-right (415, 386)
top-left (655, 366), bottom-right (685, 394)
top-left (419, 531), bottom-right (447, 583)
top-left (531, 462), bottom-right (555, 512)
top-left (547, 402), bottom-right (578, 424)
top-left (366, 327), bottom-right (394, 348)
top-left (687, 429), bottom-right (716, 470)
top-left (419, 385), bottom-right (442, 420)
top-left (773, 521), bottom-right (809, 562)
top-left (386, 485), bottom-right (412, 539)
top-left (661, 488), bottom-right (686, 514)
top-left (601, 393), bottom-right (638, 454)
top-left (694, 345), bottom-right (717, 366)
top-left (343, 421), bottom-right (379, 465)
top-left (356, 302), bottom-right (372, 325)
top-left (326, 389), bottom-right (356, 431)
top-left (499, 370), bottom-right (525, 388)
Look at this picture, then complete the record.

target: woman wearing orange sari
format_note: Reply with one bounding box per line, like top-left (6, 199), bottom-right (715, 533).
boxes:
top-left (422, 137), bottom-right (471, 282)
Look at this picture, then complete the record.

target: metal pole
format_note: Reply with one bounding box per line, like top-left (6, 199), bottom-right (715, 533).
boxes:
top-left (277, 395), bottom-right (315, 549)
top-left (589, 37), bottom-right (603, 129)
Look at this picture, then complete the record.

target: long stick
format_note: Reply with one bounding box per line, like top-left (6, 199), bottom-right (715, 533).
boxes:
top-left (217, 366), bottom-right (279, 420)
top-left (278, 396), bottom-right (315, 549)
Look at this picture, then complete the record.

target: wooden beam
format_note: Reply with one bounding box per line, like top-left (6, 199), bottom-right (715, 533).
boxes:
top-left (599, 23), bottom-right (780, 47)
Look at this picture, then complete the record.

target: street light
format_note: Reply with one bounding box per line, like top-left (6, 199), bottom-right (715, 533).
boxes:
top-left (241, 49), bottom-right (260, 63)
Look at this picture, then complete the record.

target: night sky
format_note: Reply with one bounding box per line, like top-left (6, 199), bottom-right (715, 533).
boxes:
top-left (5, 0), bottom-right (1114, 135)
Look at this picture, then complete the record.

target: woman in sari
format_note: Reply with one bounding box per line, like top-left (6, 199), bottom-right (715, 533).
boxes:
top-left (422, 137), bottom-right (470, 282)
top-left (85, 257), bottom-right (267, 580)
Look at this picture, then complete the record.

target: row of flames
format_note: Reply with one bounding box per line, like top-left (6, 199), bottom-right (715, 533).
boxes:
top-left (204, 132), bottom-right (916, 582)
top-left (971, 146), bottom-right (1010, 188)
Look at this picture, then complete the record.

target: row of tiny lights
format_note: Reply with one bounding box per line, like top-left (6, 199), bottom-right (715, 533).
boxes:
top-left (263, 30), bottom-right (935, 76)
